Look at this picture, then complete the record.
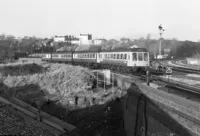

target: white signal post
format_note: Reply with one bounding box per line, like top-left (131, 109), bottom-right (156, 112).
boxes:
top-left (158, 25), bottom-right (165, 59)
top-left (166, 67), bottom-right (172, 85)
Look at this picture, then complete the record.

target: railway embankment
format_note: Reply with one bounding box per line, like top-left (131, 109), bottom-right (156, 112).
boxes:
top-left (0, 61), bottom-right (126, 135)
top-left (110, 73), bottom-right (200, 135)
top-left (0, 59), bottom-right (199, 135)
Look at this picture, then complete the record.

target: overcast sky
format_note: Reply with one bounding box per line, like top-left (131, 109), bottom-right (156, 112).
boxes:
top-left (0, 0), bottom-right (200, 41)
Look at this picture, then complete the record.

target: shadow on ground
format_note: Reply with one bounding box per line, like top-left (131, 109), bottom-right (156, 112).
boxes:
top-left (0, 81), bottom-right (193, 136)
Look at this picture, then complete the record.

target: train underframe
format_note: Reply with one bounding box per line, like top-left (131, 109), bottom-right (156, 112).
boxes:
top-left (42, 58), bottom-right (147, 75)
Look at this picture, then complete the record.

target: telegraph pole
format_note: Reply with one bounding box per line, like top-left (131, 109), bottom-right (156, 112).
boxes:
top-left (158, 25), bottom-right (165, 58)
top-left (196, 50), bottom-right (200, 72)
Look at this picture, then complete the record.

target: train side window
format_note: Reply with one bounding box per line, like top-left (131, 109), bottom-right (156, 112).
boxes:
top-left (132, 53), bottom-right (137, 61)
top-left (111, 54), bottom-right (114, 59)
top-left (108, 54), bottom-right (110, 59)
top-left (144, 52), bottom-right (148, 61)
top-left (93, 54), bottom-right (95, 58)
top-left (114, 54), bottom-right (116, 59)
top-left (125, 54), bottom-right (127, 59)
top-left (138, 53), bottom-right (143, 61)
top-left (117, 54), bottom-right (119, 59)
top-left (122, 54), bottom-right (124, 59)
top-left (121, 54), bottom-right (123, 59)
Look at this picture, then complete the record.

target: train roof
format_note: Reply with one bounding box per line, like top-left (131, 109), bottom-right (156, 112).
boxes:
top-left (101, 48), bottom-right (148, 52)
top-left (29, 48), bottom-right (148, 54)
top-left (74, 50), bottom-right (99, 53)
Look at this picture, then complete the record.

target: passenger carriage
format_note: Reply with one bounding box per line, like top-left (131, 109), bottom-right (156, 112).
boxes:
top-left (73, 51), bottom-right (98, 64)
top-left (41, 52), bottom-right (72, 63)
top-left (99, 48), bottom-right (149, 72)
top-left (29, 53), bottom-right (47, 58)
top-left (39, 47), bottom-right (150, 73)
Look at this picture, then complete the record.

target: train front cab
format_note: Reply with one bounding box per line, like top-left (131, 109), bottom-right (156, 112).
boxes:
top-left (128, 51), bottom-right (149, 73)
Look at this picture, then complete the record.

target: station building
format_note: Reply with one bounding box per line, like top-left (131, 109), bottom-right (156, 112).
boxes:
top-left (79, 34), bottom-right (92, 45)
top-left (93, 39), bottom-right (106, 45)
top-left (187, 57), bottom-right (200, 65)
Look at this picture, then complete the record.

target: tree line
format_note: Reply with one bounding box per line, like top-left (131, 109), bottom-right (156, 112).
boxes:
top-left (0, 34), bottom-right (200, 60)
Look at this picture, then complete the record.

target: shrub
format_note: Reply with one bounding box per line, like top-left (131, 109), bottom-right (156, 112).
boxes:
top-left (0, 63), bottom-right (45, 76)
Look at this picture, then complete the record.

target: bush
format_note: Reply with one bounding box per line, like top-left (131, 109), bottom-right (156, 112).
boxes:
top-left (0, 63), bottom-right (45, 76)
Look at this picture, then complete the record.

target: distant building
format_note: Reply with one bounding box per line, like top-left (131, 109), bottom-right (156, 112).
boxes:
top-left (187, 57), bottom-right (200, 65)
top-left (54, 36), bottom-right (65, 42)
top-left (54, 35), bottom-right (80, 45)
top-left (65, 35), bottom-right (80, 45)
top-left (120, 38), bottom-right (130, 43)
top-left (71, 39), bottom-right (80, 45)
top-left (129, 45), bottom-right (139, 48)
top-left (79, 34), bottom-right (92, 45)
top-left (93, 39), bottom-right (106, 45)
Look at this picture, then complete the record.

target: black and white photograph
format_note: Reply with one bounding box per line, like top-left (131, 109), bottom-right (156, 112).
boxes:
top-left (0, 0), bottom-right (199, 136)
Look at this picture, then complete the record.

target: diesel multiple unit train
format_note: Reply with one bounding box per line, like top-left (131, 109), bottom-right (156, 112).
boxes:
top-left (29, 48), bottom-right (150, 73)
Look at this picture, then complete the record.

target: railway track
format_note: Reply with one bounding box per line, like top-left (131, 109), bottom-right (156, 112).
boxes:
top-left (157, 101), bottom-right (200, 136)
top-left (160, 60), bottom-right (200, 74)
top-left (171, 66), bottom-right (200, 74)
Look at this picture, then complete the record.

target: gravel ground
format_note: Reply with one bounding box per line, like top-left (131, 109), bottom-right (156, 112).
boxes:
top-left (0, 102), bottom-right (63, 136)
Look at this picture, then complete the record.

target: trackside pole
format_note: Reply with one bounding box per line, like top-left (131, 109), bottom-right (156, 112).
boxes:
top-left (146, 68), bottom-right (150, 86)
top-left (97, 71), bottom-right (98, 88)
top-left (104, 73), bottom-right (105, 93)
top-left (112, 73), bottom-right (114, 93)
